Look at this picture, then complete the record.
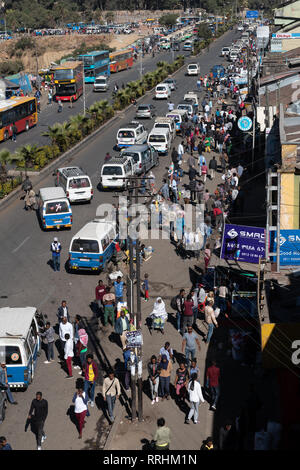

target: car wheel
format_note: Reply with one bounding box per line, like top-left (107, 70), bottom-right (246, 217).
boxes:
top-left (28, 363), bottom-right (34, 384)
top-left (4, 130), bottom-right (9, 141)
top-left (25, 121), bottom-right (30, 131)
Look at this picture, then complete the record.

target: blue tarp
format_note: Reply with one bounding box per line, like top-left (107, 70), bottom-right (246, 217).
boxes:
top-left (5, 73), bottom-right (32, 94)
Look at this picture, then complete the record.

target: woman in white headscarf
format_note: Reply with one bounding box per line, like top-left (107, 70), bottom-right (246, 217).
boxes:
top-left (150, 297), bottom-right (168, 334)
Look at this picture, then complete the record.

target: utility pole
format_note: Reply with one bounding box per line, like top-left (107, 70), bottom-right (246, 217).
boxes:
top-left (251, 100), bottom-right (256, 172)
top-left (276, 172), bottom-right (281, 273)
top-left (83, 67), bottom-right (86, 116)
top-left (134, 181), bottom-right (143, 422)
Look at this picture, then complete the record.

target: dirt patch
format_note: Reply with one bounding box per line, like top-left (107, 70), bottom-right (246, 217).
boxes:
top-left (1, 31), bottom-right (144, 74)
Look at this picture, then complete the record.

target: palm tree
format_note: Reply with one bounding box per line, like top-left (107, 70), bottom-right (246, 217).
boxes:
top-left (43, 123), bottom-right (70, 152)
top-left (15, 144), bottom-right (39, 176)
top-left (0, 149), bottom-right (12, 182)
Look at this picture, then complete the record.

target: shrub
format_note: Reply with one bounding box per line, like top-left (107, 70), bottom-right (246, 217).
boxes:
top-left (0, 59), bottom-right (23, 76)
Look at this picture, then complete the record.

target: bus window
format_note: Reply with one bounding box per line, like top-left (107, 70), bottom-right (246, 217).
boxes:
top-left (5, 345), bottom-right (23, 365)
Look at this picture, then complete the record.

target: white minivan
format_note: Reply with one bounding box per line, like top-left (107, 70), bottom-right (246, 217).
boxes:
top-left (116, 121), bottom-right (148, 148)
top-left (100, 156), bottom-right (134, 189)
top-left (93, 75), bottom-right (109, 92)
top-left (147, 128), bottom-right (171, 155)
top-left (153, 116), bottom-right (176, 141)
top-left (54, 166), bottom-right (93, 203)
top-left (155, 83), bottom-right (171, 99)
top-left (187, 63), bottom-right (199, 75)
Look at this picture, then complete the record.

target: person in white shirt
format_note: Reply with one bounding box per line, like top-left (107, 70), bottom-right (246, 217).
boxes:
top-left (177, 141), bottom-right (184, 163)
top-left (59, 317), bottom-right (73, 359)
top-left (185, 373), bottom-right (205, 424)
top-left (64, 333), bottom-right (74, 378)
top-left (218, 284), bottom-right (228, 314)
top-left (231, 188), bottom-right (239, 201)
top-left (72, 388), bottom-right (88, 438)
top-left (230, 173), bottom-right (239, 188)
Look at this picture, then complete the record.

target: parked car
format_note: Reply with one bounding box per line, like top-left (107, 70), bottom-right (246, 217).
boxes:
top-left (163, 78), bottom-right (177, 91)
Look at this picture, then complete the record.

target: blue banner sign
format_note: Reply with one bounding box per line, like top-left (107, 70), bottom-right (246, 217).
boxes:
top-left (221, 224), bottom-right (265, 264)
top-left (270, 230), bottom-right (300, 266)
top-left (246, 10), bottom-right (259, 18)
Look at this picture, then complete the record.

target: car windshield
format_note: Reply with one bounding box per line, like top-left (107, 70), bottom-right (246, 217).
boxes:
top-left (149, 135), bottom-right (165, 142)
top-left (102, 166), bottom-right (123, 175)
top-left (138, 106), bottom-right (149, 111)
top-left (178, 104), bottom-right (190, 110)
top-left (118, 130), bottom-right (134, 138)
top-left (45, 200), bottom-right (69, 214)
top-left (155, 123), bottom-right (169, 129)
top-left (68, 178), bottom-right (90, 189)
top-left (122, 152), bottom-right (139, 163)
top-left (167, 114), bottom-right (179, 122)
top-left (71, 238), bottom-right (99, 253)
top-left (156, 86), bottom-right (166, 91)
top-left (189, 65), bottom-right (197, 68)
top-left (95, 79), bottom-right (106, 84)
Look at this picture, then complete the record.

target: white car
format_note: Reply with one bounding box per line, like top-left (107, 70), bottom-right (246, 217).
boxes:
top-left (155, 83), bottom-right (171, 99)
top-left (187, 63), bottom-right (199, 76)
top-left (221, 47), bottom-right (230, 57)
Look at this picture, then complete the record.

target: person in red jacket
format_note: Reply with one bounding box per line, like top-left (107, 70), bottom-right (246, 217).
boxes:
top-left (206, 360), bottom-right (220, 411)
top-left (83, 354), bottom-right (98, 408)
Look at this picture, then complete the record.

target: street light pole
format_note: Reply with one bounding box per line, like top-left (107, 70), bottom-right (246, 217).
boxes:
top-left (83, 67), bottom-right (86, 116)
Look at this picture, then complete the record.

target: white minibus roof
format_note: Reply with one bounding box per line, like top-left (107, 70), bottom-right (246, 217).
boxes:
top-left (0, 307), bottom-right (37, 338)
top-left (39, 187), bottom-right (67, 202)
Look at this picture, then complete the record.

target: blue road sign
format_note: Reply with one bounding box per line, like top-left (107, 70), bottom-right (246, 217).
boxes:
top-left (246, 10), bottom-right (259, 18)
top-left (237, 116), bottom-right (253, 132)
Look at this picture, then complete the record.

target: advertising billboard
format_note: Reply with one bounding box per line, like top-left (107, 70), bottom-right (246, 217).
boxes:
top-left (270, 229), bottom-right (300, 266)
top-left (221, 224), bottom-right (265, 264)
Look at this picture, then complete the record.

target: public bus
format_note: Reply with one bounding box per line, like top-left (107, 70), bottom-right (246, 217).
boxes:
top-left (109, 49), bottom-right (133, 73)
top-left (0, 96), bottom-right (37, 142)
top-left (54, 61), bottom-right (83, 102)
top-left (78, 50), bottom-right (110, 83)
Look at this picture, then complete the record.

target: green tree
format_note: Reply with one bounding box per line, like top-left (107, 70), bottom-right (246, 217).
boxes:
top-left (0, 149), bottom-right (12, 181)
top-left (105, 11), bottom-right (114, 23)
top-left (159, 13), bottom-right (178, 27)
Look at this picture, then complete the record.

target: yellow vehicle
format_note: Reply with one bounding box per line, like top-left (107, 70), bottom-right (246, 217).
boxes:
top-left (0, 96), bottom-right (37, 142)
top-left (53, 61), bottom-right (84, 102)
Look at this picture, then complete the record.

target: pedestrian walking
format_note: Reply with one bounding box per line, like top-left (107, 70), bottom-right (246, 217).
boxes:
top-left (48, 90), bottom-right (52, 105)
top-left (150, 297), bottom-right (168, 334)
top-left (59, 316), bottom-right (73, 359)
top-left (83, 354), bottom-right (98, 407)
top-left (114, 276), bottom-right (125, 304)
top-left (75, 328), bottom-right (88, 372)
top-left (103, 287), bottom-right (116, 327)
top-left (159, 355), bottom-right (172, 400)
top-left (185, 373), bottom-right (205, 424)
top-left (190, 358), bottom-right (200, 378)
top-left (57, 300), bottom-right (70, 323)
top-left (174, 362), bottom-right (189, 403)
top-left (115, 308), bottom-right (130, 350)
top-left (39, 322), bottom-right (55, 363)
top-left (102, 370), bottom-right (121, 423)
top-left (11, 123), bottom-right (17, 142)
top-left (0, 363), bottom-right (18, 405)
top-left (206, 360), bottom-right (220, 410)
top-left (201, 162), bottom-right (208, 182)
top-left (158, 342), bottom-right (174, 363)
top-left (219, 421), bottom-right (237, 450)
top-left (209, 156), bottom-right (217, 179)
top-left (200, 436), bottom-right (215, 450)
top-left (153, 418), bottom-right (171, 450)
top-left (72, 387), bottom-right (88, 439)
top-left (51, 237), bottom-right (61, 272)
top-left (95, 279), bottom-right (107, 314)
top-left (148, 355), bottom-right (160, 404)
top-left (64, 333), bottom-right (74, 379)
top-left (182, 326), bottom-right (201, 366)
top-left (0, 436), bottom-right (12, 450)
top-left (204, 300), bottom-right (218, 343)
top-left (57, 99), bottom-right (63, 113)
top-left (28, 392), bottom-right (48, 450)
top-left (175, 289), bottom-right (185, 333)
top-left (204, 243), bottom-right (211, 272)
top-left (217, 284), bottom-right (228, 314)
top-left (181, 293), bottom-right (194, 334)
top-left (142, 273), bottom-right (149, 302)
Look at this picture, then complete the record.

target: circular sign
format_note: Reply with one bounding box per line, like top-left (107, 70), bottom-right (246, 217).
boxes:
top-left (11, 353), bottom-right (19, 362)
top-left (238, 116), bottom-right (253, 132)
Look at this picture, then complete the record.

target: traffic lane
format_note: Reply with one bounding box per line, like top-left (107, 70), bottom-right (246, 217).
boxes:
top-left (3, 49), bottom-right (191, 152)
top-left (0, 31), bottom-right (235, 307)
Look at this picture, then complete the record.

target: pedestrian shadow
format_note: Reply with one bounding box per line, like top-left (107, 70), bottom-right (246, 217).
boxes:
top-left (95, 393), bottom-right (112, 423)
top-left (47, 259), bottom-right (56, 271)
top-left (189, 266), bottom-right (203, 286)
top-left (66, 404), bottom-right (78, 433)
top-left (166, 313), bottom-right (177, 333)
top-left (141, 438), bottom-right (154, 451)
top-left (173, 350), bottom-right (186, 365)
top-left (108, 331), bottom-right (122, 349)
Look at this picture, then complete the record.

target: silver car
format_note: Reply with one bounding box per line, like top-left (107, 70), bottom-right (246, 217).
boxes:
top-left (136, 104), bottom-right (156, 119)
top-left (163, 78), bottom-right (177, 91)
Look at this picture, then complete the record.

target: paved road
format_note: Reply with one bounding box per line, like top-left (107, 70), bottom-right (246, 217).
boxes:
top-left (0, 29), bottom-right (238, 450)
top-left (3, 49), bottom-right (191, 151)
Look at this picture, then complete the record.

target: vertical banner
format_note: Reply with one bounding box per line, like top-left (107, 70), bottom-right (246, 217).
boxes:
top-left (221, 224), bottom-right (265, 264)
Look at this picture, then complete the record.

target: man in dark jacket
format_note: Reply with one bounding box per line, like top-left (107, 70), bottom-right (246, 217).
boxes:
top-left (115, 309), bottom-right (130, 350)
top-left (28, 392), bottom-right (48, 450)
top-left (209, 156), bottom-right (218, 180)
top-left (57, 300), bottom-right (70, 323)
top-left (176, 289), bottom-right (185, 333)
top-left (219, 421), bottom-right (237, 450)
top-left (188, 165), bottom-right (197, 182)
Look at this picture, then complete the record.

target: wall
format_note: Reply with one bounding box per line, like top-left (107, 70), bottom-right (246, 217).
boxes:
top-left (280, 170), bottom-right (300, 230)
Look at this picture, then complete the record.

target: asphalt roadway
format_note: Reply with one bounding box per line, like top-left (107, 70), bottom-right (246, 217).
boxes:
top-left (3, 48), bottom-right (191, 151)
top-left (0, 29), bottom-right (238, 450)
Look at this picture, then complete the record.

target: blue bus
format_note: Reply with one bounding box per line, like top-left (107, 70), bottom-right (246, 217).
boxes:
top-left (78, 50), bottom-right (110, 83)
